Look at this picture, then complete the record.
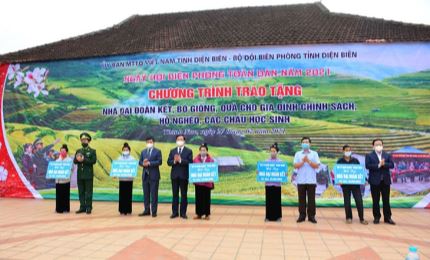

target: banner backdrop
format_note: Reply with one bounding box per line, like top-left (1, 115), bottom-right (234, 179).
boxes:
top-left (1, 43), bottom-right (430, 208)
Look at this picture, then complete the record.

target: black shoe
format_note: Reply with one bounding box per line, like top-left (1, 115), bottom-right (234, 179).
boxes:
top-left (373, 219), bottom-right (380, 224)
top-left (360, 220), bottom-right (369, 225)
top-left (180, 214), bottom-right (188, 219)
top-left (75, 209), bottom-right (85, 214)
top-left (152, 214), bottom-right (157, 218)
top-left (308, 218), bottom-right (317, 224)
top-left (296, 217), bottom-right (306, 223)
top-left (86, 209), bottom-right (92, 214)
top-left (384, 219), bottom-right (396, 225)
top-left (170, 214), bottom-right (179, 219)
top-left (138, 212), bottom-right (151, 217)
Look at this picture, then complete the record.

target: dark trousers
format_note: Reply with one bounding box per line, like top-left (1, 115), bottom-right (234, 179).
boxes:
top-left (342, 185), bottom-right (364, 221)
top-left (77, 179), bottom-right (93, 210)
top-left (172, 178), bottom-right (188, 216)
top-left (297, 184), bottom-right (316, 219)
top-left (119, 181), bottom-right (133, 214)
top-left (195, 185), bottom-right (211, 217)
top-left (55, 182), bottom-right (70, 213)
top-left (265, 186), bottom-right (282, 221)
top-left (370, 181), bottom-right (392, 221)
top-left (143, 178), bottom-right (159, 215)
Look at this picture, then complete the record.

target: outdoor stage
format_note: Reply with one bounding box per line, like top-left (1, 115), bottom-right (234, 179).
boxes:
top-left (0, 198), bottom-right (429, 259)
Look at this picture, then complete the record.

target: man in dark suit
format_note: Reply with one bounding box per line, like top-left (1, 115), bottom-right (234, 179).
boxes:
top-left (139, 137), bottom-right (162, 217)
top-left (167, 134), bottom-right (193, 219)
top-left (365, 138), bottom-right (395, 225)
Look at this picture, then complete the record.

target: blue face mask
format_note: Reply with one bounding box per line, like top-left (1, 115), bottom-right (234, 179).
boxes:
top-left (301, 143), bottom-right (310, 150)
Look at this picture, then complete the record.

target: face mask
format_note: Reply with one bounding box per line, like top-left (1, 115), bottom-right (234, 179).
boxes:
top-left (301, 143), bottom-right (310, 150)
top-left (271, 152), bottom-right (277, 158)
top-left (375, 145), bottom-right (383, 152)
top-left (60, 151), bottom-right (67, 157)
top-left (122, 151), bottom-right (130, 156)
top-left (81, 143), bottom-right (88, 148)
top-left (146, 143), bottom-right (154, 149)
top-left (176, 140), bottom-right (185, 147)
top-left (344, 151), bottom-right (352, 157)
top-left (200, 152), bottom-right (207, 157)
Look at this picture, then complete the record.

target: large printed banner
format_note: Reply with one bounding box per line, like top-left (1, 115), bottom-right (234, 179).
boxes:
top-left (1, 43), bottom-right (430, 208)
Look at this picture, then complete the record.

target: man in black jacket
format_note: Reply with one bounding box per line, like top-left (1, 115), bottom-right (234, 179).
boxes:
top-left (167, 134), bottom-right (193, 219)
top-left (365, 138), bottom-right (395, 225)
top-left (337, 145), bottom-right (368, 225)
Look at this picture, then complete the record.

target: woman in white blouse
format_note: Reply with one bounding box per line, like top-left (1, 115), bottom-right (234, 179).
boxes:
top-left (118, 143), bottom-right (135, 215)
top-left (55, 144), bottom-right (75, 213)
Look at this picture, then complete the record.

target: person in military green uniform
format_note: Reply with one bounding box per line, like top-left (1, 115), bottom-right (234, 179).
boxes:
top-left (73, 132), bottom-right (97, 214)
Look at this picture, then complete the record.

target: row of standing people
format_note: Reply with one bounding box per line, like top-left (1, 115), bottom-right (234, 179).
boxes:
top-left (54, 133), bottom-right (396, 225)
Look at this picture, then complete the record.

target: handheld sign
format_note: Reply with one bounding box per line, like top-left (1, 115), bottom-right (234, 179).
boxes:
top-left (46, 161), bottom-right (73, 179)
top-left (333, 164), bottom-right (366, 185)
top-left (110, 160), bottom-right (139, 178)
top-left (189, 163), bottom-right (219, 183)
top-left (257, 161), bottom-right (288, 182)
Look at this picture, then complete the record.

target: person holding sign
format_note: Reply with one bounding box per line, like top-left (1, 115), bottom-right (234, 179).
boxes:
top-left (337, 145), bottom-right (368, 225)
top-left (365, 139), bottom-right (395, 225)
top-left (117, 143), bottom-right (135, 215)
top-left (167, 134), bottom-right (193, 219)
top-left (55, 144), bottom-right (75, 214)
top-left (138, 137), bottom-right (162, 218)
top-left (294, 137), bottom-right (320, 224)
top-left (74, 132), bottom-right (97, 215)
top-left (192, 143), bottom-right (214, 220)
top-left (261, 142), bottom-right (283, 222)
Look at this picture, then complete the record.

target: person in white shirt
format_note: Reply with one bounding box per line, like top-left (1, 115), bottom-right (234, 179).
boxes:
top-left (293, 137), bottom-right (320, 224)
top-left (55, 144), bottom-right (75, 213)
top-left (118, 143), bottom-right (135, 215)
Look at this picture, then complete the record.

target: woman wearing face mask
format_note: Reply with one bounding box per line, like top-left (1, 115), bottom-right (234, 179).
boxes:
top-left (118, 143), bottom-right (135, 215)
top-left (261, 142), bottom-right (283, 222)
top-left (193, 143), bottom-right (214, 220)
top-left (55, 144), bottom-right (75, 213)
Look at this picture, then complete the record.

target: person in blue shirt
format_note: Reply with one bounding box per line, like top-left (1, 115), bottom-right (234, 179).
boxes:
top-left (293, 137), bottom-right (320, 224)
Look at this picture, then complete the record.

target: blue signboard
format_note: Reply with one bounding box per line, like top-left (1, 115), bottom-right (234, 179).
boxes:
top-left (110, 160), bottom-right (139, 178)
top-left (46, 161), bottom-right (73, 179)
top-left (189, 163), bottom-right (219, 183)
top-left (333, 164), bottom-right (366, 185)
top-left (257, 161), bottom-right (288, 182)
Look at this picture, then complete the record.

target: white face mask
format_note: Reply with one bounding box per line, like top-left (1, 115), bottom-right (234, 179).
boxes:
top-left (270, 152), bottom-right (277, 158)
top-left (344, 151), bottom-right (352, 157)
top-left (374, 145), bottom-right (383, 153)
top-left (176, 140), bottom-right (185, 147)
top-left (146, 143), bottom-right (154, 149)
top-left (122, 151), bottom-right (130, 156)
top-left (200, 152), bottom-right (207, 157)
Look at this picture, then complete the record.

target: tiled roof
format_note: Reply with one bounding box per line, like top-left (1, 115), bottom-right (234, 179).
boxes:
top-left (1, 2), bottom-right (430, 63)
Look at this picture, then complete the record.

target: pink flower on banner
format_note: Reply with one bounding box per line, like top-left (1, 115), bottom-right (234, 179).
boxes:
top-left (0, 165), bottom-right (8, 182)
top-left (24, 67), bottom-right (49, 97)
top-left (7, 64), bottom-right (24, 88)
